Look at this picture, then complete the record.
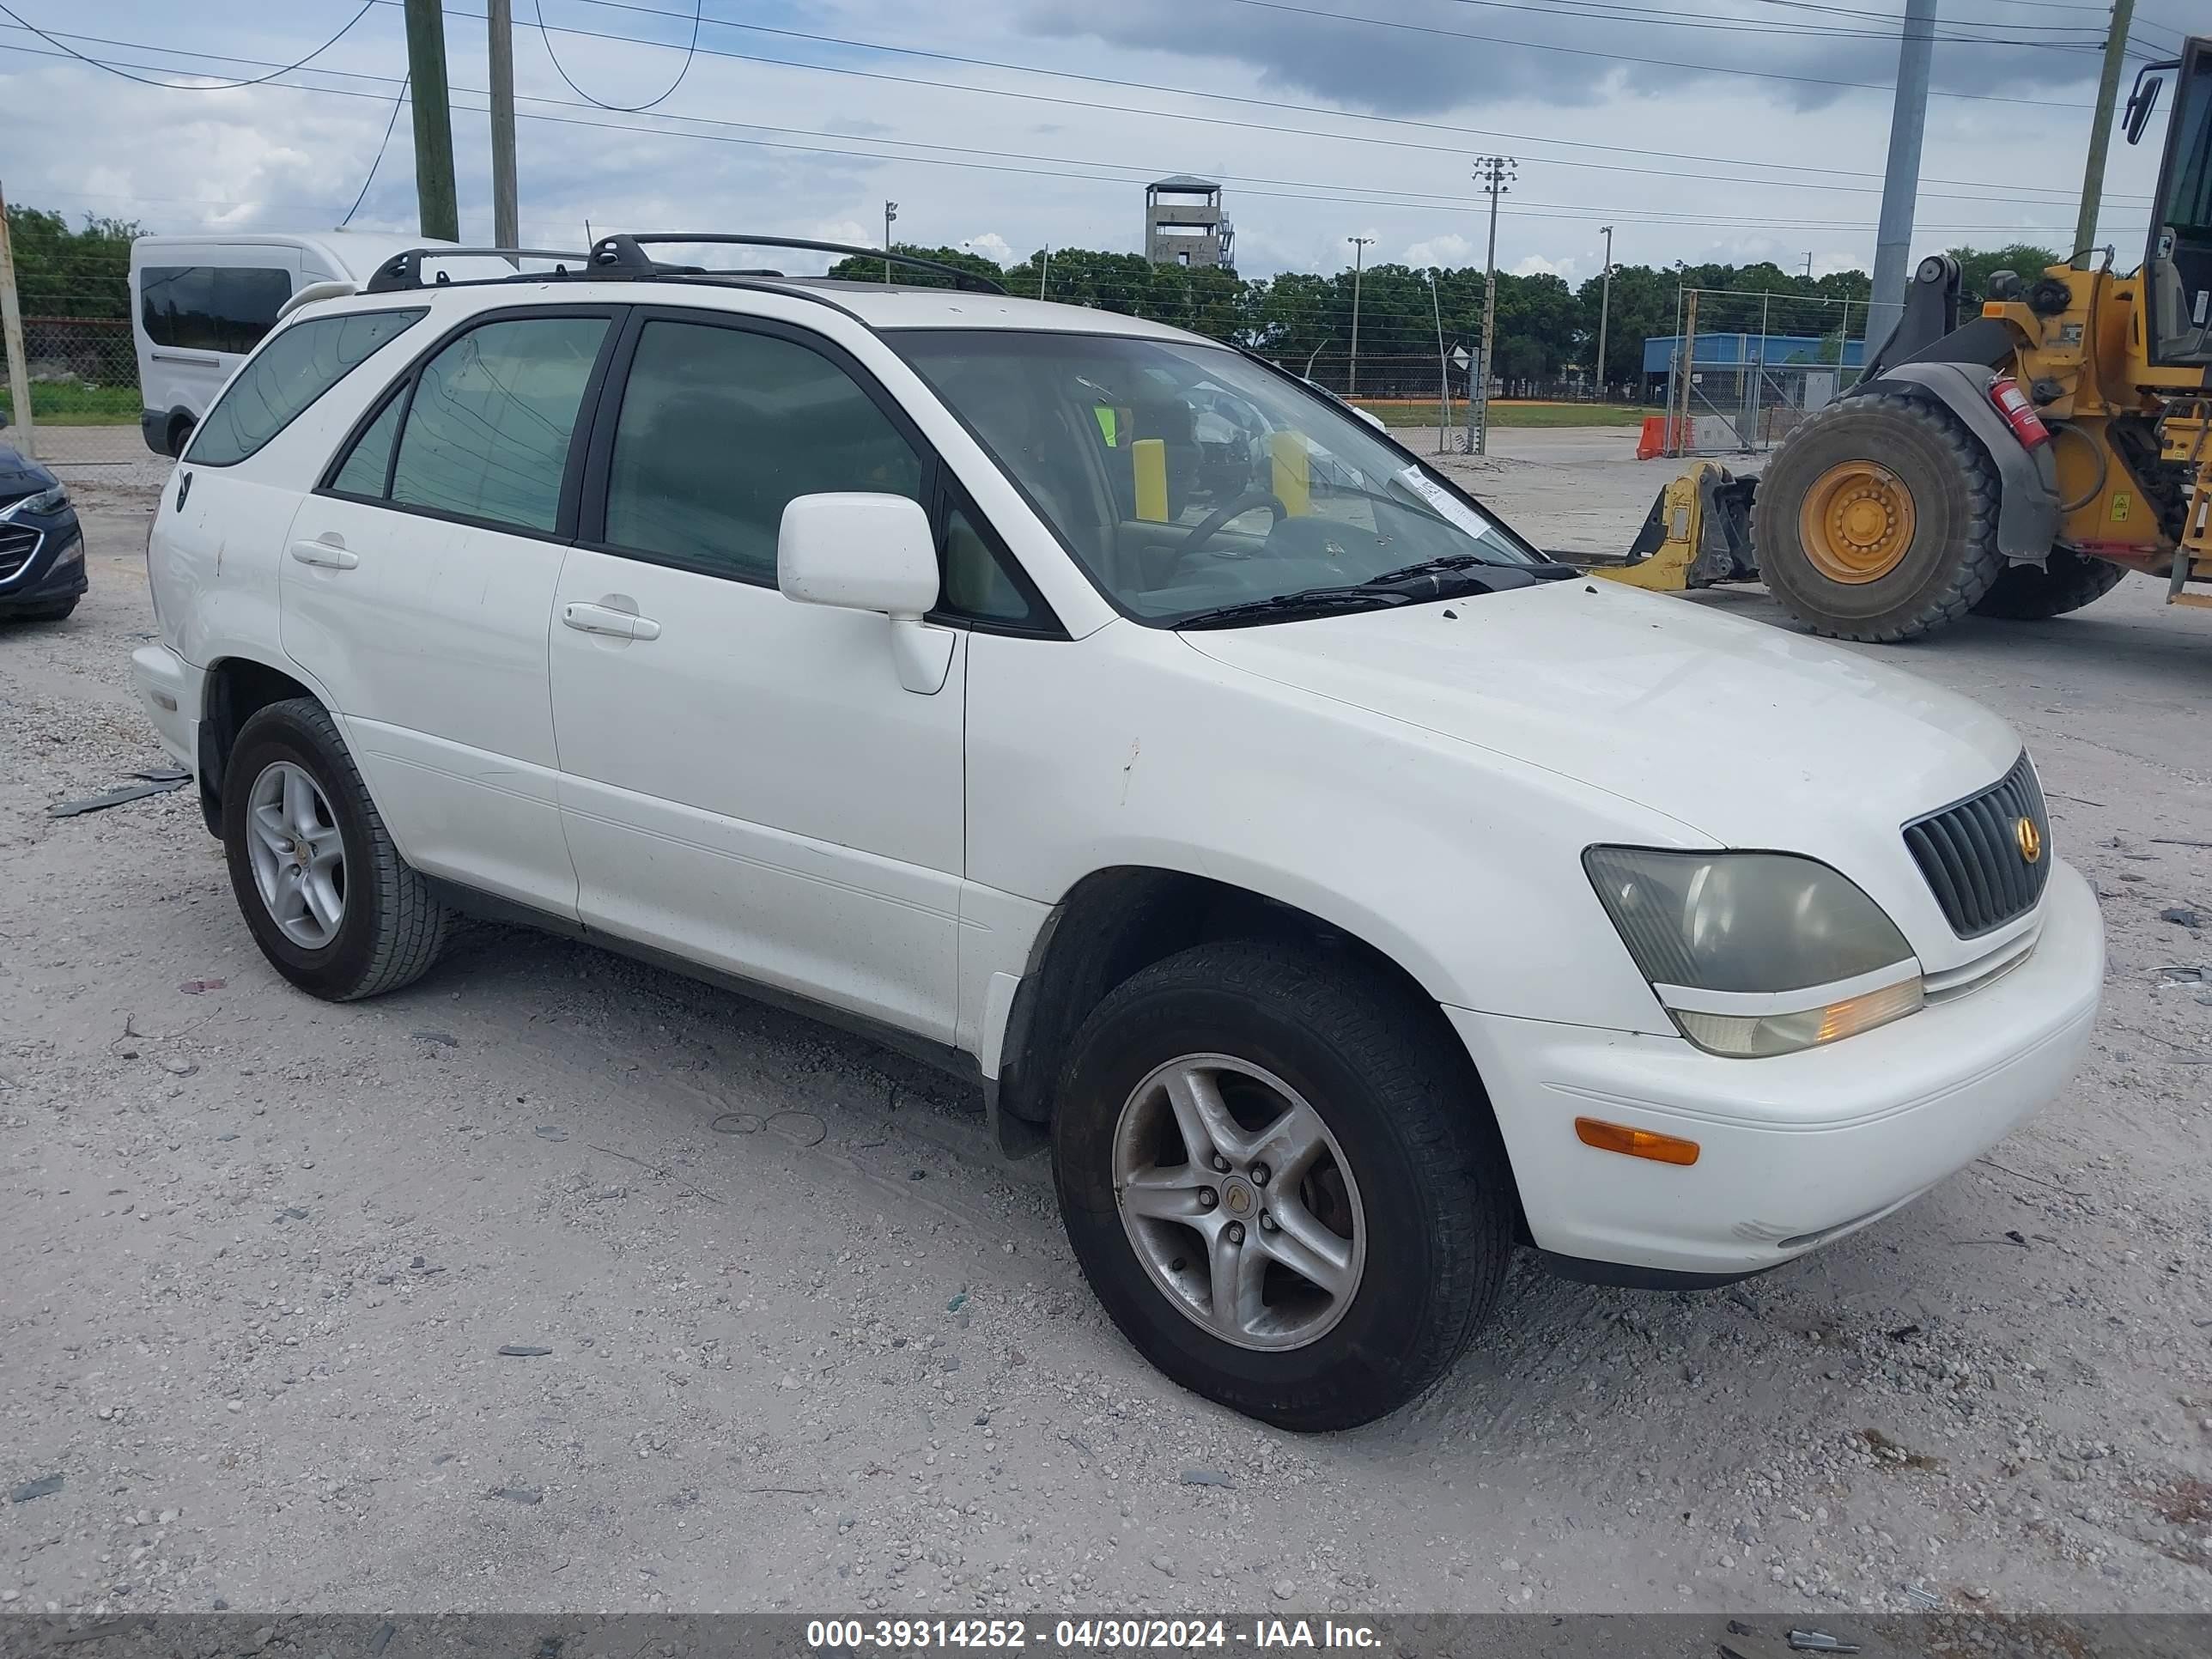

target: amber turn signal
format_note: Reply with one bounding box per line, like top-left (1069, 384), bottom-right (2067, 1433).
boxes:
top-left (1573, 1116), bottom-right (1701, 1166)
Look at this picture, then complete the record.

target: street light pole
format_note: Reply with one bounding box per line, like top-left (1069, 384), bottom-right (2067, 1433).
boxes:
top-left (1474, 155), bottom-right (1515, 455)
top-left (1429, 269), bottom-right (1449, 450)
top-left (1346, 236), bottom-right (1374, 398)
top-left (884, 201), bottom-right (898, 283)
top-left (1594, 223), bottom-right (1614, 405)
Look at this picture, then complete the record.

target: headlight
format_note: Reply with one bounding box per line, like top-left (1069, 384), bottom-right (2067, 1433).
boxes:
top-left (1583, 847), bottom-right (1923, 1057)
top-left (0, 483), bottom-right (68, 520)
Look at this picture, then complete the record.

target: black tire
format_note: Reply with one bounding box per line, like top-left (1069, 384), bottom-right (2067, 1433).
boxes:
top-left (1753, 390), bottom-right (2002, 642)
top-left (1052, 939), bottom-right (1514, 1431)
top-left (222, 697), bottom-right (448, 1001)
top-left (167, 414), bottom-right (196, 459)
top-left (1969, 547), bottom-right (2129, 619)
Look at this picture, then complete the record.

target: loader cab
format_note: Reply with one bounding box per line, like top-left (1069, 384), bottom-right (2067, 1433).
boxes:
top-left (2132, 37), bottom-right (2212, 368)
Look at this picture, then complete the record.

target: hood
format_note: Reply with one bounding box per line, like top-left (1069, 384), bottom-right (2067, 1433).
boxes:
top-left (1179, 578), bottom-right (2022, 851)
top-left (0, 442), bottom-right (56, 499)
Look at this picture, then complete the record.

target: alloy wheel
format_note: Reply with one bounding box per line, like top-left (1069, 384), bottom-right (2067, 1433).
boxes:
top-left (244, 761), bottom-right (347, 949)
top-left (1110, 1053), bottom-right (1366, 1351)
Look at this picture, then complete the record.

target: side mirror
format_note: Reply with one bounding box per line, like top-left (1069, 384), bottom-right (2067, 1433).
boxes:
top-left (2124, 65), bottom-right (2169, 146)
top-left (777, 492), bottom-right (951, 695)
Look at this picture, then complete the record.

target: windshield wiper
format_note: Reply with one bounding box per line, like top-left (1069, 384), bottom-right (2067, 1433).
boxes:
top-left (1361, 552), bottom-right (1579, 590)
top-left (1355, 553), bottom-right (1492, 588)
top-left (1174, 588), bottom-right (1414, 629)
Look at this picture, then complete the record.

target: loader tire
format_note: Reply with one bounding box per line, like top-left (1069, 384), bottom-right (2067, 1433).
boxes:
top-left (1969, 547), bottom-right (2129, 620)
top-left (1752, 391), bottom-right (2003, 643)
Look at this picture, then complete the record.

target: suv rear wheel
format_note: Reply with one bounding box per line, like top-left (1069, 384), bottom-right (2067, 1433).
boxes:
top-left (1053, 940), bottom-right (1513, 1431)
top-left (222, 698), bottom-right (448, 1000)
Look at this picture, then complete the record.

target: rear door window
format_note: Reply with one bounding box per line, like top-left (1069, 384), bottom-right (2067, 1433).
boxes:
top-left (140, 265), bottom-right (294, 354)
top-left (185, 308), bottom-right (427, 467)
top-left (361, 315), bottom-right (611, 534)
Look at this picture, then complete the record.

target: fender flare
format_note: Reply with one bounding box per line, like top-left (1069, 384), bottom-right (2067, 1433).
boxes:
top-left (1862, 362), bottom-right (2058, 566)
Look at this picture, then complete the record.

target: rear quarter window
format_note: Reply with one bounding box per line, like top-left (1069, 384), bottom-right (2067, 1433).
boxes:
top-left (139, 265), bottom-right (293, 354)
top-left (185, 308), bottom-right (427, 468)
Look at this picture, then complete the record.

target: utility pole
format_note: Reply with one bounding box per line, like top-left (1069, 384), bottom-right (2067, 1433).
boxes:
top-left (1428, 270), bottom-right (1449, 451)
top-left (2075, 0), bottom-right (2138, 263)
top-left (1595, 223), bottom-right (1614, 406)
top-left (488, 0), bottom-right (519, 248)
top-left (1475, 155), bottom-right (1514, 456)
top-left (1039, 244), bottom-right (1050, 299)
top-left (1346, 236), bottom-right (1373, 397)
top-left (884, 202), bottom-right (898, 283)
top-left (0, 181), bottom-right (35, 460)
top-left (1868, 0), bottom-right (1935, 349)
top-left (402, 0), bottom-right (459, 240)
top-left (1804, 251), bottom-right (1815, 278)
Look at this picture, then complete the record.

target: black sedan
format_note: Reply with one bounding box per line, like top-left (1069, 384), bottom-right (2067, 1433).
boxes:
top-left (0, 433), bottom-right (85, 623)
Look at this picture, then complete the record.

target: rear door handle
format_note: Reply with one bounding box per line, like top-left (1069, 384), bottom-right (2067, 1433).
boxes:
top-left (562, 601), bottom-right (660, 641)
top-left (289, 538), bottom-right (358, 570)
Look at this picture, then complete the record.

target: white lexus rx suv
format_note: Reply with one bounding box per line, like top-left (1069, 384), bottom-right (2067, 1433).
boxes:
top-left (131, 236), bottom-right (2104, 1429)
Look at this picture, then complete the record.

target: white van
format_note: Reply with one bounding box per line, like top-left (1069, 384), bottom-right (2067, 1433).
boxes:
top-left (131, 232), bottom-right (491, 457)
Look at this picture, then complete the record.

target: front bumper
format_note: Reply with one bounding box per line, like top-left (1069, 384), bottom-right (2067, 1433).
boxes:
top-left (0, 513), bottom-right (86, 614)
top-left (1450, 857), bottom-right (2104, 1279)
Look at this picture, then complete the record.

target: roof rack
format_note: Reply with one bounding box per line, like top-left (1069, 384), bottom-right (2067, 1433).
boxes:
top-left (362, 246), bottom-right (593, 294)
top-left (588, 234), bottom-right (1007, 294)
top-left (357, 234), bottom-right (1011, 297)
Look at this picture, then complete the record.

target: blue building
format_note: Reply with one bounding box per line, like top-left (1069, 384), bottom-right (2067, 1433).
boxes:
top-left (1642, 333), bottom-right (1867, 375)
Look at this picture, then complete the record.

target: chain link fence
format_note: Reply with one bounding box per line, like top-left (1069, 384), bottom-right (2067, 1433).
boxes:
top-left (1652, 288), bottom-right (1869, 458)
top-left (1282, 355), bottom-right (1640, 407)
top-left (2, 295), bottom-right (138, 425)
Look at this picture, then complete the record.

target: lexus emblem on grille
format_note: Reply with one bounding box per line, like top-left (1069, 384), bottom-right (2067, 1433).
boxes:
top-left (2015, 816), bottom-right (2042, 865)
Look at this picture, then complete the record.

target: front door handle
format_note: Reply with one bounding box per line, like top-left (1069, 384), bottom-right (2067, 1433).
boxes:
top-left (562, 601), bottom-right (660, 641)
top-left (289, 538), bottom-right (358, 570)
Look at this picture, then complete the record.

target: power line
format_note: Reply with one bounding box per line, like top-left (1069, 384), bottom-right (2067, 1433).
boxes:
top-left (366, 1), bottom-right (2148, 207)
top-left (0, 0), bottom-right (377, 89)
top-left (3, 13), bottom-right (2146, 214)
top-left (341, 72), bottom-right (410, 227)
top-left (531, 0), bottom-right (698, 112)
top-left (1, 31), bottom-right (2142, 236)
top-left (1434, 0), bottom-right (2109, 48)
top-left (1217, 0), bottom-right (2100, 107)
top-left (454, 0), bottom-right (2138, 204)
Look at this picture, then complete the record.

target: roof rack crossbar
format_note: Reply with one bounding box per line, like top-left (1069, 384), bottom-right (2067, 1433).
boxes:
top-left (362, 246), bottom-right (593, 294)
top-left (588, 234), bottom-right (1006, 294)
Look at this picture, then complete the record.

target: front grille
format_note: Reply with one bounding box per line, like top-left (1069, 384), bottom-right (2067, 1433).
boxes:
top-left (1903, 751), bottom-right (2051, 938)
top-left (0, 522), bottom-right (39, 584)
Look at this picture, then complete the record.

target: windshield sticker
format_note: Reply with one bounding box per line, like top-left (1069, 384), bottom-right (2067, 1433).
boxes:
top-left (1392, 465), bottom-right (1492, 538)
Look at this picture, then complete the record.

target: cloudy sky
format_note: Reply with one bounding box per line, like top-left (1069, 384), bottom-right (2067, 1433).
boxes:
top-left (0, 0), bottom-right (2189, 288)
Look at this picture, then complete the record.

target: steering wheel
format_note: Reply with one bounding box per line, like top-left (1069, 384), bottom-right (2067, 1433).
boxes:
top-left (1175, 491), bottom-right (1288, 563)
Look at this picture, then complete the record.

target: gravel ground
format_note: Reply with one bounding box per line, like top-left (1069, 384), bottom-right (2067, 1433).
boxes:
top-left (0, 475), bottom-right (2208, 1620)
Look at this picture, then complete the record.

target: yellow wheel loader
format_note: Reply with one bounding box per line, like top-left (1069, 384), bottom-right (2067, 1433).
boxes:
top-left (1599, 38), bottom-right (2212, 641)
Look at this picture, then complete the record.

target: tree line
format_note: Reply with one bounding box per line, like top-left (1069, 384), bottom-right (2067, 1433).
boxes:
top-left (833, 241), bottom-right (2065, 387)
top-left (3, 205), bottom-right (140, 319)
top-left (5, 204), bottom-right (2059, 389)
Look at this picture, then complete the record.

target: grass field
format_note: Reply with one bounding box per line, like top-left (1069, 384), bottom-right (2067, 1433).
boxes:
top-left (1, 383), bottom-right (141, 427)
top-left (1351, 398), bottom-right (1651, 431)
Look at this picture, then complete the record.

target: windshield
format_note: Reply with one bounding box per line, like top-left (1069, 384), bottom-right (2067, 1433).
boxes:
top-left (890, 330), bottom-right (1541, 625)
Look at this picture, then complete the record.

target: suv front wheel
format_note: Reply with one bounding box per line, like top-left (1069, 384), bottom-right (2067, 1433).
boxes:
top-left (1053, 940), bottom-right (1514, 1431)
top-left (222, 697), bottom-right (448, 1001)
